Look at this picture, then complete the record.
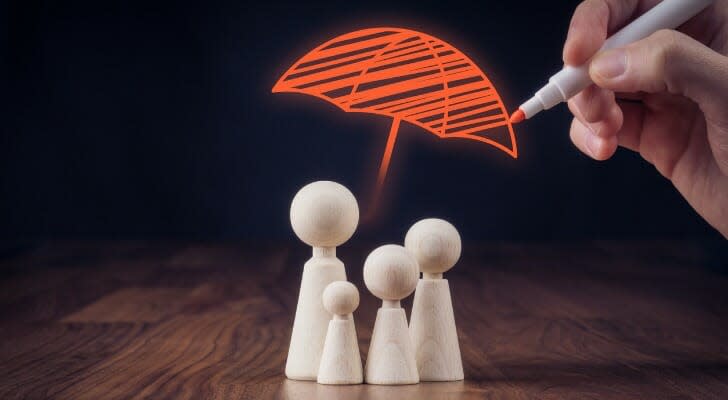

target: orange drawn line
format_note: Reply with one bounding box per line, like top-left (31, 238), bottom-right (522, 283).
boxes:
top-left (448, 96), bottom-right (497, 112)
top-left (426, 39), bottom-right (453, 135)
top-left (347, 32), bottom-right (410, 106)
top-left (358, 69), bottom-right (441, 92)
top-left (448, 93), bottom-right (496, 107)
top-left (442, 58), bottom-right (465, 65)
top-left (395, 36), bottom-right (420, 45)
top-left (445, 68), bottom-right (475, 77)
top-left (347, 77), bottom-right (445, 104)
top-left (377, 46), bottom-right (430, 62)
top-left (390, 96), bottom-right (445, 113)
top-left (380, 42), bottom-right (427, 57)
top-left (284, 56), bottom-right (374, 83)
top-left (367, 54), bottom-right (435, 73)
top-left (321, 30), bottom-right (397, 50)
top-left (448, 109), bottom-right (503, 125)
top-left (372, 117), bottom-right (401, 212)
top-left (285, 62), bottom-right (372, 85)
top-left (446, 116), bottom-right (508, 133)
top-left (443, 63), bottom-right (470, 72)
top-left (375, 93), bottom-right (440, 111)
top-left (445, 81), bottom-right (492, 98)
top-left (348, 83), bottom-right (444, 110)
top-left (448, 126), bottom-right (516, 157)
top-left (309, 35), bottom-right (401, 60)
top-left (449, 87), bottom-right (489, 99)
top-left (293, 70), bottom-right (362, 89)
top-left (448, 103), bottom-right (502, 122)
top-left (362, 62), bottom-right (440, 85)
top-left (448, 99), bottom-right (500, 116)
top-left (405, 104), bottom-right (445, 118)
top-left (411, 63), bottom-right (440, 71)
top-left (296, 43), bottom-right (389, 70)
top-left (284, 55), bottom-right (374, 81)
top-left (293, 78), bottom-right (359, 94)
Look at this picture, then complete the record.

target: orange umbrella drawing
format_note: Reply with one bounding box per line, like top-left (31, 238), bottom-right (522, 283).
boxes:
top-left (273, 27), bottom-right (517, 214)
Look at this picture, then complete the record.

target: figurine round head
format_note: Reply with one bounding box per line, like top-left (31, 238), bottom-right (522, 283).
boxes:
top-left (404, 218), bottom-right (461, 275)
top-left (363, 244), bottom-right (419, 301)
top-left (322, 281), bottom-right (360, 316)
top-left (290, 181), bottom-right (359, 247)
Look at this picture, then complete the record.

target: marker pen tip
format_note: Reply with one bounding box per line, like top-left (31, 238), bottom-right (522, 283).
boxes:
top-left (509, 109), bottom-right (525, 124)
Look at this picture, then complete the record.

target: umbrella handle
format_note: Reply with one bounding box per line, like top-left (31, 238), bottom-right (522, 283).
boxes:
top-left (377, 117), bottom-right (401, 191)
top-left (365, 117), bottom-right (401, 222)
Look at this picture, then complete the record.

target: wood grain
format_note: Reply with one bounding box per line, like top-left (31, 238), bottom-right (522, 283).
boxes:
top-left (410, 279), bottom-right (463, 381)
top-left (0, 240), bottom-right (726, 399)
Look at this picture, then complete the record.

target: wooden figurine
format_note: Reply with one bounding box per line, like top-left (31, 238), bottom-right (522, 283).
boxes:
top-left (363, 244), bottom-right (420, 385)
top-left (285, 181), bottom-right (359, 381)
top-left (405, 218), bottom-right (464, 381)
top-left (317, 281), bottom-right (363, 385)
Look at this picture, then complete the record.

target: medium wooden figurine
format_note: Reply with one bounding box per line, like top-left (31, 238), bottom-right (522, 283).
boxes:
top-left (405, 218), bottom-right (464, 381)
top-left (363, 244), bottom-right (420, 385)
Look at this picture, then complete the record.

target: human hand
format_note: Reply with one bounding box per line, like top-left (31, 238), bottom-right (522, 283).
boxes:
top-left (563, 0), bottom-right (728, 237)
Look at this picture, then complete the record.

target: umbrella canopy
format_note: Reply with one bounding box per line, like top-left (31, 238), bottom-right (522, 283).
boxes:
top-left (273, 27), bottom-right (517, 214)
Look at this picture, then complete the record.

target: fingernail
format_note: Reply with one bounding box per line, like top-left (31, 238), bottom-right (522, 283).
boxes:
top-left (585, 131), bottom-right (600, 157)
top-left (592, 49), bottom-right (627, 79)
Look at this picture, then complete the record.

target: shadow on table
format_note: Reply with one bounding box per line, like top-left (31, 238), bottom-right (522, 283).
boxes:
top-left (471, 359), bottom-right (728, 385)
top-left (279, 379), bottom-right (481, 400)
top-left (275, 358), bottom-right (728, 399)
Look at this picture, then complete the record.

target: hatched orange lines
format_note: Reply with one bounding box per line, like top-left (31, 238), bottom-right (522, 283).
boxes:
top-left (273, 27), bottom-right (517, 217)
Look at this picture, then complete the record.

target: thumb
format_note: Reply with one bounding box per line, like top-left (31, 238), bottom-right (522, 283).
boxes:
top-left (589, 29), bottom-right (728, 113)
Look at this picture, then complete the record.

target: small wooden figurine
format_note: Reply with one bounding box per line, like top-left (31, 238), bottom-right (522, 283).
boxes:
top-left (317, 281), bottom-right (363, 385)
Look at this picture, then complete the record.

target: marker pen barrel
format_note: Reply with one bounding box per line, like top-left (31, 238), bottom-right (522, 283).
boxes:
top-left (511, 0), bottom-right (715, 123)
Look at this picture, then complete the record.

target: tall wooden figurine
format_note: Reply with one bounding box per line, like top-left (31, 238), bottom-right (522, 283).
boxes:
top-left (318, 281), bottom-right (363, 384)
top-left (363, 244), bottom-right (420, 385)
top-left (405, 218), bottom-right (464, 381)
top-left (285, 181), bottom-right (359, 381)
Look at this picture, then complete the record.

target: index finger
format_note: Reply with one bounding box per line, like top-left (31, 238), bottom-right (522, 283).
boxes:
top-left (563, 0), bottom-right (661, 66)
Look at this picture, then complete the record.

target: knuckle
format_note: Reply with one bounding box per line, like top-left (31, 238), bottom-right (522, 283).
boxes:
top-left (652, 30), bottom-right (687, 91)
top-left (653, 29), bottom-right (682, 56)
top-left (567, 0), bottom-right (612, 63)
top-left (652, 29), bottom-right (687, 68)
top-left (573, 0), bottom-right (608, 27)
top-left (632, 30), bottom-right (684, 92)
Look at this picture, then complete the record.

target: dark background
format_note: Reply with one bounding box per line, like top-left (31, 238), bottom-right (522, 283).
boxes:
top-left (3, 0), bottom-right (722, 241)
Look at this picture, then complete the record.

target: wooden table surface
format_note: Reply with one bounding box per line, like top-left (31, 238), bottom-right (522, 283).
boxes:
top-left (1, 240), bottom-right (727, 399)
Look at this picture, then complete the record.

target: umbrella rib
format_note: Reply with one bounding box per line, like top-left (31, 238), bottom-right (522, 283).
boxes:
top-left (422, 36), bottom-right (452, 136)
top-left (347, 31), bottom-right (410, 111)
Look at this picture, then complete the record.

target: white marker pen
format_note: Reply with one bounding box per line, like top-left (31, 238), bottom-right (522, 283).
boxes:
top-left (510, 0), bottom-right (716, 124)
